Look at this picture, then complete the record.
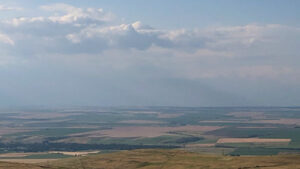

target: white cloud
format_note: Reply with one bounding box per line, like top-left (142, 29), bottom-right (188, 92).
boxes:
top-left (0, 5), bottom-right (22, 11)
top-left (65, 21), bottom-right (167, 50)
top-left (0, 33), bottom-right (14, 45)
top-left (0, 3), bottom-right (300, 82)
top-left (4, 17), bottom-right (45, 27)
top-left (2, 3), bottom-right (111, 27)
top-left (40, 3), bottom-right (112, 24)
top-left (0, 3), bottom-right (299, 106)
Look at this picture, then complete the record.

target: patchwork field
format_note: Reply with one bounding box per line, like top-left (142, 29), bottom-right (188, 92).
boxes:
top-left (0, 106), bottom-right (300, 160)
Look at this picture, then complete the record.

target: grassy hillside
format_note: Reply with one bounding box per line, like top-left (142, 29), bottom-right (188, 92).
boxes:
top-left (2, 149), bottom-right (300, 169)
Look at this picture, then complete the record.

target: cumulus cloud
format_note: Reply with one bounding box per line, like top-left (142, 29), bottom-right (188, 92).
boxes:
top-left (0, 3), bottom-right (299, 106)
top-left (40, 3), bottom-right (112, 24)
top-left (0, 3), bottom-right (299, 81)
top-left (66, 21), bottom-right (171, 50)
top-left (0, 33), bottom-right (14, 45)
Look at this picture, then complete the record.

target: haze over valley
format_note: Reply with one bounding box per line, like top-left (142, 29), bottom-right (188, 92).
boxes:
top-left (0, 0), bottom-right (300, 168)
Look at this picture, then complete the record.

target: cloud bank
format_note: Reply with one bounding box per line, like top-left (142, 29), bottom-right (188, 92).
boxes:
top-left (0, 3), bottom-right (299, 106)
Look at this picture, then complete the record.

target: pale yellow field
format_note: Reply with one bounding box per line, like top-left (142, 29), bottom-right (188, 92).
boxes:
top-left (48, 151), bottom-right (100, 156)
top-left (0, 153), bottom-right (36, 158)
top-left (217, 138), bottom-right (291, 143)
top-left (0, 151), bottom-right (99, 164)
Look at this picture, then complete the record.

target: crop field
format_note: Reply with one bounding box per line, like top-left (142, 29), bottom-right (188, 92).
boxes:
top-left (217, 138), bottom-right (291, 143)
top-left (0, 106), bottom-right (300, 162)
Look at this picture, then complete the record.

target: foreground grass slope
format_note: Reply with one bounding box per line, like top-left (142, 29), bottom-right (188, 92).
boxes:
top-left (2, 149), bottom-right (300, 169)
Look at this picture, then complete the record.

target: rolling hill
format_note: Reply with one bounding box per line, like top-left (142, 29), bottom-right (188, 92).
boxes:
top-left (1, 149), bottom-right (300, 169)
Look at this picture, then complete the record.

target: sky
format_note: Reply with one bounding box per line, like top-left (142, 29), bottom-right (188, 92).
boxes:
top-left (0, 0), bottom-right (299, 107)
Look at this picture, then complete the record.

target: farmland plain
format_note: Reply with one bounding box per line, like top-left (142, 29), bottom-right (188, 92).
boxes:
top-left (0, 106), bottom-right (300, 164)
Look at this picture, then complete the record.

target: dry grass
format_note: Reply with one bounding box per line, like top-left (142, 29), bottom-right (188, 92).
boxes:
top-left (0, 159), bottom-right (57, 164)
top-left (217, 138), bottom-right (291, 143)
top-left (46, 149), bottom-right (300, 169)
top-left (2, 149), bottom-right (300, 168)
top-left (0, 162), bottom-right (45, 169)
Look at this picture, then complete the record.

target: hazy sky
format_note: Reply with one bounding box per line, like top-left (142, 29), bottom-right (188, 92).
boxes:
top-left (0, 0), bottom-right (299, 107)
